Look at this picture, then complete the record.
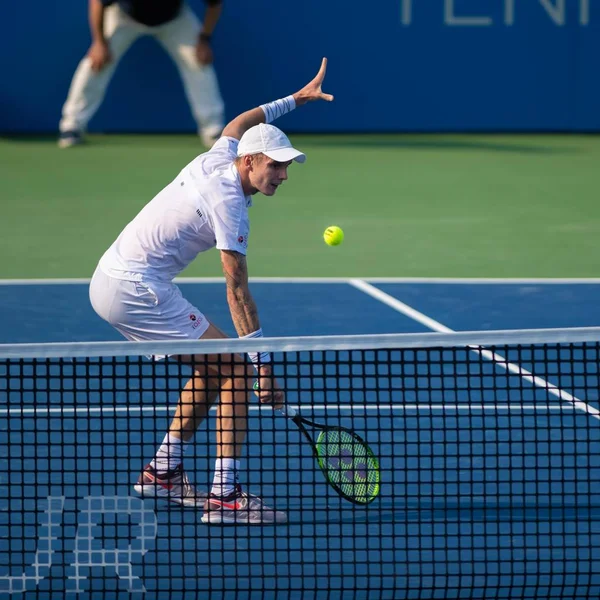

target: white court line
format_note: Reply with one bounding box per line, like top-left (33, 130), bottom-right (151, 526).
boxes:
top-left (349, 279), bottom-right (600, 421)
top-left (0, 404), bottom-right (576, 416)
top-left (2, 277), bottom-right (600, 285)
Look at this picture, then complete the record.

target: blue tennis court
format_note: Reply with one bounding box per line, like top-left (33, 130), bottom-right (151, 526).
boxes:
top-left (1, 279), bottom-right (600, 598)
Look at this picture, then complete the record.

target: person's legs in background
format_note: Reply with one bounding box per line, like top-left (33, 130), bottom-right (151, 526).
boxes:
top-left (156, 4), bottom-right (225, 148)
top-left (58, 4), bottom-right (143, 147)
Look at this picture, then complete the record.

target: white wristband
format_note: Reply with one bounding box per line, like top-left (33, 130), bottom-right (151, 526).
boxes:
top-left (240, 328), bottom-right (272, 365)
top-left (260, 95), bottom-right (296, 124)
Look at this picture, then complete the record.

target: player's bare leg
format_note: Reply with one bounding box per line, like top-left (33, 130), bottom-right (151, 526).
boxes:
top-left (134, 323), bottom-right (234, 506)
top-left (137, 323), bottom-right (251, 501)
top-left (169, 370), bottom-right (220, 441)
top-left (196, 323), bottom-right (255, 501)
top-left (134, 366), bottom-right (220, 506)
top-left (195, 327), bottom-right (287, 524)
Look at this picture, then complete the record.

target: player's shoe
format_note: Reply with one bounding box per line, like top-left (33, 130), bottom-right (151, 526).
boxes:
top-left (133, 463), bottom-right (207, 507)
top-left (58, 130), bottom-right (84, 149)
top-left (201, 485), bottom-right (287, 524)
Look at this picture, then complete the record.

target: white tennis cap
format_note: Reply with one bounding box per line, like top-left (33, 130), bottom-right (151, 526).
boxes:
top-left (237, 123), bottom-right (306, 163)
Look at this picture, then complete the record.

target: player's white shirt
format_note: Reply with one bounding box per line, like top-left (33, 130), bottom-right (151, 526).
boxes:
top-left (99, 137), bottom-right (251, 283)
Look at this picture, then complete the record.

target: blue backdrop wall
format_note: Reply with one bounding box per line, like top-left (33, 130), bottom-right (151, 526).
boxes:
top-left (2, 0), bottom-right (599, 133)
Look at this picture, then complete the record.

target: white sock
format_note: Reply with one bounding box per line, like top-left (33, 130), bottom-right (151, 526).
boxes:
top-left (211, 458), bottom-right (240, 497)
top-left (150, 433), bottom-right (188, 474)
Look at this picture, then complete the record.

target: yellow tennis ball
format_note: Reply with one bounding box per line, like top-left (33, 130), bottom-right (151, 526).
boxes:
top-left (324, 226), bottom-right (344, 246)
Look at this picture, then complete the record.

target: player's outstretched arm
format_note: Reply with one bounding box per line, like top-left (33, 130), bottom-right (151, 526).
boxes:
top-left (221, 58), bottom-right (334, 141)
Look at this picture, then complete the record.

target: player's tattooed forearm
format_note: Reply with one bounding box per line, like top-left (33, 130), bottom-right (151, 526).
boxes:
top-left (222, 251), bottom-right (247, 290)
top-left (222, 250), bottom-right (260, 335)
top-left (230, 300), bottom-right (259, 334)
top-left (227, 286), bottom-right (259, 334)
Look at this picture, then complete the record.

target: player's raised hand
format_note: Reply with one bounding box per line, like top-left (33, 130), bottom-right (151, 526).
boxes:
top-left (293, 58), bottom-right (334, 106)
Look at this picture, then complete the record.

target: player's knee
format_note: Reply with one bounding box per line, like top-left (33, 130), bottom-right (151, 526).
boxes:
top-left (222, 374), bottom-right (251, 395)
top-left (190, 363), bottom-right (209, 378)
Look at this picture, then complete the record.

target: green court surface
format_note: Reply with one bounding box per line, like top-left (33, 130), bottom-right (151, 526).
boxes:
top-left (1, 134), bottom-right (599, 279)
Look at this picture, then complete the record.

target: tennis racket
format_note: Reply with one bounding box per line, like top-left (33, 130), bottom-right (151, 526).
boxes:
top-left (278, 403), bottom-right (380, 505)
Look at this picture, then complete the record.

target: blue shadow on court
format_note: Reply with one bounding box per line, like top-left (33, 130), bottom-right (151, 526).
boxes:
top-left (2, 280), bottom-right (600, 344)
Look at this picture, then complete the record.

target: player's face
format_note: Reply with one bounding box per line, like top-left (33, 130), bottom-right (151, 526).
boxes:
top-left (251, 155), bottom-right (292, 196)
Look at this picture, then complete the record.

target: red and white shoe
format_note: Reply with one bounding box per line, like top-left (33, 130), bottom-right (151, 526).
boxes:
top-left (133, 464), bottom-right (207, 507)
top-left (201, 485), bottom-right (287, 524)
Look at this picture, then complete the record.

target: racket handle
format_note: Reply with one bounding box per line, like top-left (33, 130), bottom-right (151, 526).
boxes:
top-left (278, 404), bottom-right (297, 419)
top-left (254, 381), bottom-right (296, 418)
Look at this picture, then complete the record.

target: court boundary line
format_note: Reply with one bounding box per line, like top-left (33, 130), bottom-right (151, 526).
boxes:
top-left (349, 279), bottom-right (600, 421)
top-left (2, 277), bottom-right (600, 285)
top-left (0, 404), bottom-right (580, 416)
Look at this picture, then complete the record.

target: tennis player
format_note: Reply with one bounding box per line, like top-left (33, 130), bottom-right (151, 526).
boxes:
top-left (89, 58), bottom-right (333, 524)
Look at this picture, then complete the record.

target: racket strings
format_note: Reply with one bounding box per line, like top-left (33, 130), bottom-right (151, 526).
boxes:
top-left (316, 429), bottom-right (380, 503)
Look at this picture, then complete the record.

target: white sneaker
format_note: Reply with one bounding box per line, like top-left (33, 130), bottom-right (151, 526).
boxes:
top-left (133, 463), bottom-right (207, 507)
top-left (201, 485), bottom-right (287, 524)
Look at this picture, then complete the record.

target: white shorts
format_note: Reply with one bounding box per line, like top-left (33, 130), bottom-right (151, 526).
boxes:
top-left (89, 267), bottom-right (210, 342)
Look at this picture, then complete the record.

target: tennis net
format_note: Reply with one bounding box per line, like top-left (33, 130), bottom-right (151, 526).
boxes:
top-left (1, 327), bottom-right (600, 599)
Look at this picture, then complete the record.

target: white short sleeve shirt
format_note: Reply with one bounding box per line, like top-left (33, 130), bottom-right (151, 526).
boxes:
top-left (99, 137), bottom-right (252, 282)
